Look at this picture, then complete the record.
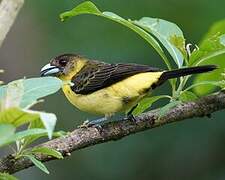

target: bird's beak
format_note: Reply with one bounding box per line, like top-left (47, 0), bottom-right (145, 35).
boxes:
top-left (40, 63), bottom-right (62, 77)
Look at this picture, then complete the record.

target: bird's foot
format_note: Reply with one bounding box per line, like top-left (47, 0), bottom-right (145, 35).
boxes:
top-left (78, 117), bottom-right (108, 132)
top-left (78, 120), bottom-right (103, 132)
top-left (125, 114), bottom-right (138, 123)
top-left (78, 120), bottom-right (90, 128)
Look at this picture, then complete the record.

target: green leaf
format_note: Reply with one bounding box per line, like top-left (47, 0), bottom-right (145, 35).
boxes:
top-left (22, 119), bottom-right (45, 148)
top-left (53, 130), bottom-right (68, 137)
top-left (0, 86), bottom-right (5, 111)
top-left (0, 108), bottom-right (56, 139)
top-left (133, 17), bottom-right (185, 67)
top-left (20, 77), bottom-right (62, 108)
top-left (23, 121), bottom-right (65, 148)
top-left (60, 1), bottom-right (172, 70)
top-left (0, 173), bottom-right (18, 180)
top-left (24, 154), bottom-right (49, 174)
top-left (179, 91), bottom-right (198, 102)
top-left (25, 110), bottom-right (57, 139)
top-left (1, 80), bottom-right (24, 109)
top-left (0, 85), bottom-right (5, 98)
top-left (158, 101), bottom-right (182, 118)
top-left (0, 128), bottom-right (47, 147)
top-left (191, 19), bottom-right (225, 95)
top-left (190, 19), bottom-right (225, 65)
top-left (190, 34), bottom-right (225, 65)
top-left (220, 34), bottom-right (225, 46)
top-left (132, 95), bottom-right (170, 116)
top-left (0, 108), bottom-right (39, 127)
top-left (0, 77), bottom-right (62, 109)
top-left (0, 124), bottom-right (15, 145)
top-left (193, 64), bottom-right (224, 96)
top-left (31, 147), bottom-right (63, 159)
top-left (185, 80), bottom-right (225, 92)
top-left (60, 1), bottom-right (101, 19)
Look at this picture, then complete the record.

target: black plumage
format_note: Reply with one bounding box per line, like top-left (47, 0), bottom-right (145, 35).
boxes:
top-left (71, 61), bottom-right (162, 94)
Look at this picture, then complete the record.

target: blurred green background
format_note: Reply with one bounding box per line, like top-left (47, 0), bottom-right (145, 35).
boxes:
top-left (0, 0), bottom-right (225, 179)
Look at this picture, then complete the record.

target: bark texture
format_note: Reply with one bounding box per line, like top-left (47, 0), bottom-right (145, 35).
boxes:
top-left (0, 91), bottom-right (224, 174)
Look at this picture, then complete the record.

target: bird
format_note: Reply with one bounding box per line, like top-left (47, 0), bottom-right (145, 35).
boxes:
top-left (40, 54), bottom-right (216, 125)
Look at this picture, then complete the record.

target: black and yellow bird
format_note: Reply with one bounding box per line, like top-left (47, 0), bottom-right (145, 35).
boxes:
top-left (40, 54), bottom-right (216, 123)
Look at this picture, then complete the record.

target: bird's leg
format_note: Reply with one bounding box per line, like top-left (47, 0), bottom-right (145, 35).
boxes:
top-left (85, 117), bottom-right (108, 126)
top-left (79, 114), bottom-right (113, 129)
top-left (126, 104), bottom-right (138, 123)
top-left (79, 105), bottom-right (139, 129)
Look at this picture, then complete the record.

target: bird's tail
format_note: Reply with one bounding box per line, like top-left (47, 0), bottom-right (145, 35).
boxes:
top-left (157, 65), bottom-right (217, 86)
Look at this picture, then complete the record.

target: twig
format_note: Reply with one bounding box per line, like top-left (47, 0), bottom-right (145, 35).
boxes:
top-left (0, 91), bottom-right (224, 174)
top-left (0, 0), bottom-right (24, 47)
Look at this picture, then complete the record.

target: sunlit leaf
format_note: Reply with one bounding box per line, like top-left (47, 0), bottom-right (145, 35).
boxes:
top-left (179, 91), bottom-right (198, 102)
top-left (60, 1), bottom-right (172, 70)
top-left (0, 80), bottom-right (24, 110)
top-left (0, 128), bottom-right (47, 147)
top-left (0, 108), bottom-right (39, 127)
top-left (6, 80), bottom-right (24, 107)
top-left (0, 86), bottom-right (6, 100)
top-left (133, 95), bottom-right (170, 116)
top-left (24, 154), bottom-right (49, 174)
top-left (190, 26), bottom-right (225, 90)
top-left (190, 34), bottom-right (225, 65)
top-left (53, 131), bottom-right (67, 137)
top-left (190, 19), bottom-right (225, 65)
top-left (0, 107), bottom-right (57, 140)
top-left (25, 110), bottom-right (57, 139)
top-left (22, 119), bottom-right (45, 148)
top-left (185, 80), bottom-right (225, 92)
top-left (0, 124), bottom-right (15, 145)
top-left (0, 77), bottom-right (62, 109)
top-left (20, 77), bottom-right (62, 108)
top-left (60, 1), bottom-right (101, 19)
top-left (133, 17), bottom-right (185, 67)
top-left (220, 34), bottom-right (225, 46)
top-left (0, 173), bottom-right (18, 180)
top-left (191, 19), bottom-right (225, 95)
top-left (23, 120), bottom-right (65, 148)
top-left (32, 147), bottom-right (63, 159)
top-left (158, 101), bottom-right (182, 118)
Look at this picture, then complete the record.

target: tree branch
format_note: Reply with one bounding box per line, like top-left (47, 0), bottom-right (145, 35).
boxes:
top-left (0, 0), bottom-right (224, 176)
top-left (0, 0), bottom-right (24, 47)
top-left (0, 91), bottom-right (224, 174)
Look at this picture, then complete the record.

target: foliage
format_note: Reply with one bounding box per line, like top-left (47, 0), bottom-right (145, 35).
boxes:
top-left (0, 77), bottom-right (63, 176)
top-left (1, 1), bottom-right (225, 179)
top-left (60, 1), bottom-right (225, 116)
top-left (0, 173), bottom-right (18, 180)
top-left (191, 19), bottom-right (225, 95)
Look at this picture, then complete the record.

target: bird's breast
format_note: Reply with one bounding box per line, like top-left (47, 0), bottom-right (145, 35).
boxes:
top-left (62, 71), bottom-right (163, 115)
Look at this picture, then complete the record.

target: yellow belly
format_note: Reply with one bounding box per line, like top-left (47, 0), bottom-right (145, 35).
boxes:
top-left (62, 72), bottom-right (163, 115)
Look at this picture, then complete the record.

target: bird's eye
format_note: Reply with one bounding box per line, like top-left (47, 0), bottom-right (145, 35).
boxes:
top-left (59, 59), bottom-right (67, 66)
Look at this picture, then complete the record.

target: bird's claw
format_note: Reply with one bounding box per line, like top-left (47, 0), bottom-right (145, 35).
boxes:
top-left (78, 120), bottom-right (103, 132)
top-left (126, 114), bottom-right (138, 123)
top-left (78, 120), bottom-right (90, 128)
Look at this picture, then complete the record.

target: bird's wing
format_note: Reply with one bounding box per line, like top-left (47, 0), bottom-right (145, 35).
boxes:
top-left (71, 61), bottom-right (161, 94)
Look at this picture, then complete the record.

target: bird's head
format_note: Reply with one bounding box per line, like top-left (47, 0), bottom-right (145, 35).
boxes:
top-left (40, 54), bottom-right (87, 80)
